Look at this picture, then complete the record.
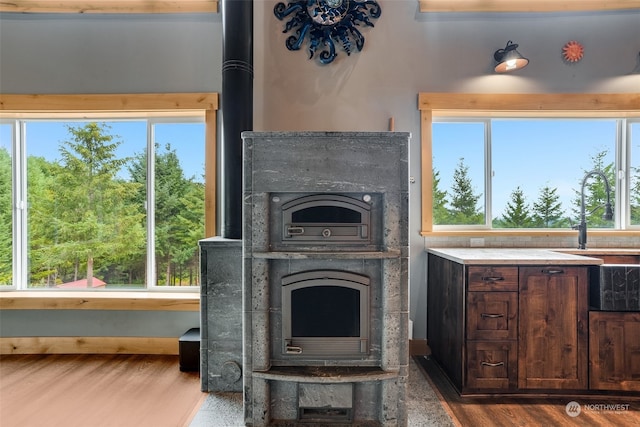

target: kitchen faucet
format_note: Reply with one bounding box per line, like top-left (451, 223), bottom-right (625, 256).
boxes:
top-left (573, 170), bottom-right (613, 249)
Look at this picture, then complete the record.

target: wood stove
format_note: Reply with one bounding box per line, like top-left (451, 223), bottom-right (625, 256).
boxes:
top-left (242, 131), bottom-right (409, 426)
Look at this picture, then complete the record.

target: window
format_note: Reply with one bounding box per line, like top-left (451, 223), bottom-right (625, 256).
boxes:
top-left (419, 93), bottom-right (640, 234)
top-left (0, 123), bottom-right (12, 286)
top-left (432, 118), bottom-right (628, 229)
top-left (432, 121), bottom-right (486, 226)
top-left (0, 93), bottom-right (218, 290)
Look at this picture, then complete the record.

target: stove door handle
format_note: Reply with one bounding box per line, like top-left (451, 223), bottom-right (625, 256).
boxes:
top-left (287, 226), bottom-right (305, 236)
top-left (285, 345), bottom-right (303, 354)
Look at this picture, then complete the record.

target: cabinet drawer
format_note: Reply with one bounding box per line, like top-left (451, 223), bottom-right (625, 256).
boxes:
top-left (466, 341), bottom-right (517, 390)
top-left (468, 266), bottom-right (518, 291)
top-left (467, 292), bottom-right (518, 340)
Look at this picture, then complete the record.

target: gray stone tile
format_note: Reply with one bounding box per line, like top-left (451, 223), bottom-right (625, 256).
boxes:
top-left (189, 392), bottom-right (243, 427)
top-left (190, 358), bottom-right (455, 427)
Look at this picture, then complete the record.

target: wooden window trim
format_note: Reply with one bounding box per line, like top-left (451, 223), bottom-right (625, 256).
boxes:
top-left (0, 92), bottom-right (219, 237)
top-left (0, 291), bottom-right (199, 311)
top-left (1, 336), bottom-right (181, 355)
top-left (418, 92), bottom-right (640, 235)
top-left (0, 1), bottom-right (218, 14)
top-left (419, 0), bottom-right (640, 13)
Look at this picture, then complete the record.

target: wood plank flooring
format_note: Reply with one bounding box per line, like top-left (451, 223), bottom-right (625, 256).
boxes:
top-left (3, 353), bottom-right (639, 427)
top-left (416, 355), bottom-right (640, 427)
top-left (0, 354), bottom-right (205, 427)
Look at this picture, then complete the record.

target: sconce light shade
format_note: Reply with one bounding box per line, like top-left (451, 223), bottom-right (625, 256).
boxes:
top-left (494, 40), bottom-right (529, 73)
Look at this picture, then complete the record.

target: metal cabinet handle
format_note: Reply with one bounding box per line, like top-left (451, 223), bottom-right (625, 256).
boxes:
top-left (481, 313), bottom-right (504, 319)
top-left (542, 269), bottom-right (564, 275)
top-left (481, 361), bottom-right (505, 367)
top-left (482, 276), bottom-right (504, 282)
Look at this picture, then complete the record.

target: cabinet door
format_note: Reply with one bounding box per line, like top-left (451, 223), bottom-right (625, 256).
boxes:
top-left (518, 266), bottom-right (588, 390)
top-left (590, 312), bottom-right (640, 391)
top-left (467, 292), bottom-right (518, 340)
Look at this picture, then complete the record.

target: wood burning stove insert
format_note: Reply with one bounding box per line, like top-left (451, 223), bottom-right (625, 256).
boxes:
top-left (270, 192), bottom-right (382, 251)
top-left (282, 194), bottom-right (371, 244)
top-left (282, 270), bottom-right (369, 357)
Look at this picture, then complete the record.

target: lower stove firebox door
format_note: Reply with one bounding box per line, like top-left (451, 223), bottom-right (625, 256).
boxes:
top-left (298, 383), bottom-right (353, 423)
top-left (282, 271), bottom-right (370, 358)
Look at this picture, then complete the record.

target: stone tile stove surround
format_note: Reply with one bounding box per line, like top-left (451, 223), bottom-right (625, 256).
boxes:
top-left (242, 132), bottom-right (410, 426)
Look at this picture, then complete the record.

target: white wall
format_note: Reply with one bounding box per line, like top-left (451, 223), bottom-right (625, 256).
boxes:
top-left (0, 12), bottom-right (222, 93)
top-left (1, 4), bottom-right (639, 339)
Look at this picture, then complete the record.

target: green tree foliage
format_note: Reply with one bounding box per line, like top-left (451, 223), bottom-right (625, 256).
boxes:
top-left (532, 185), bottom-right (568, 228)
top-left (129, 143), bottom-right (203, 286)
top-left (572, 150), bottom-right (615, 228)
top-left (448, 158), bottom-right (483, 225)
top-left (0, 147), bottom-right (12, 285)
top-left (432, 168), bottom-right (449, 225)
top-left (27, 156), bottom-right (63, 286)
top-left (495, 186), bottom-right (534, 228)
top-left (171, 180), bottom-right (204, 285)
top-left (29, 123), bottom-right (145, 288)
top-left (631, 164), bottom-right (640, 225)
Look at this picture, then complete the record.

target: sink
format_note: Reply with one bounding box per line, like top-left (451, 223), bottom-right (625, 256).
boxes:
top-left (589, 264), bottom-right (640, 311)
top-left (550, 250), bottom-right (639, 311)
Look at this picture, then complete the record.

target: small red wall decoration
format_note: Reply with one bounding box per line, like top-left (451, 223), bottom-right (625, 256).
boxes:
top-left (563, 40), bottom-right (584, 62)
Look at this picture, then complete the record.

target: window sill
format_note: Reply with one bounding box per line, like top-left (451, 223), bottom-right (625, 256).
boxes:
top-left (420, 229), bottom-right (640, 238)
top-left (0, 291), bottom-right (199, 311)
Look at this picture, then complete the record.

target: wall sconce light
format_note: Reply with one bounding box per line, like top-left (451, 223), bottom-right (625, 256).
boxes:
top-left (493, 40), bottom-right (529, 73)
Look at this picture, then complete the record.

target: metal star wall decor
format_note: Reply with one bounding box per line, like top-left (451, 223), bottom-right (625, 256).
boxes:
top-left (274, 0), bottom-right (382, 65)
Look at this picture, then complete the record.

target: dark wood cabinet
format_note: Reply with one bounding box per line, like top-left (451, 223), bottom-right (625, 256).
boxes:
top-left (518, 266), bottom-right (588, 390)
top-left (465, 266), bottom-right (519, 391)
top-left (427, 255), bottom-right (465, 391)
top-left (427, 255), bottom-right (592, 395)
top-left (589, 312), bottom-right (640, 392)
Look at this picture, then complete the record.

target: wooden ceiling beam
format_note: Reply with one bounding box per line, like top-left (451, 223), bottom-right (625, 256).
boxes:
top-left (418, 0), bottom-right (640, 13)
top-left (0, 1), bottom-right (218, 14)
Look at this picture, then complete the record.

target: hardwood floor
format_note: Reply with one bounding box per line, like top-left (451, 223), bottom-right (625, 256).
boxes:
top-left (3, 353), bottom-right (639, 427)
top-left (416, 355), bottom-right (640, 427)
top-left (0, 354), bottom-right (205, 427)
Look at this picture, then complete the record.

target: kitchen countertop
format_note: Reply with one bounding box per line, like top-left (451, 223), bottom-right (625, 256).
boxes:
top-left (551, 248), bottom-right (640, 256)
top-left (426, 248), bottom-right (605, 265)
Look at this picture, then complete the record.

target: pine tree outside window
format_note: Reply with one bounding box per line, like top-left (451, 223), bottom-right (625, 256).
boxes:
top-left (631, 122), bottom-right (640, 226)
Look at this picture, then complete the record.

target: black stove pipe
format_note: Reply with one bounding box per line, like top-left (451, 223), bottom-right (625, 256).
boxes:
top-left (221, 0), bottom-right (253, 239)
